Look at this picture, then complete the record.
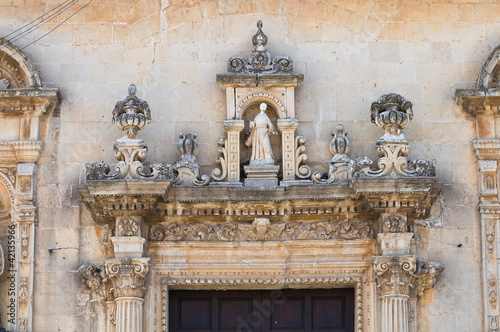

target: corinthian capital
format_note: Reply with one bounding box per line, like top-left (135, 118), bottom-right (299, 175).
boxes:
top-left (103, 258), bottom-right (149, 299)
top-left (373, 256), bottom-right (417, 297)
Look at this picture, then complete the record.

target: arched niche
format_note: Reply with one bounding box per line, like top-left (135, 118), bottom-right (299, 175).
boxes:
top-left (240, 102), bottom-right (282, 172)
top-left (476, 44), bottom-right (500, 90)
top-left (0, 39), bottom-right (41, 89)
top-left (236, 92), bottom-right (288, 120)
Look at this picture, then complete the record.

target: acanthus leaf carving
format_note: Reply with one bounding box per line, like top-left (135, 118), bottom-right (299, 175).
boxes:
top-left (410, 260), bottom-right (445, 297)
top-left (79, 263), bottom-right (106, 302)
top-left (149, 219), bottom-right (375, 242)
top-left (102, 258), bottom-right (149, 299)
top-left (373, 256), bottom-right (417, 297)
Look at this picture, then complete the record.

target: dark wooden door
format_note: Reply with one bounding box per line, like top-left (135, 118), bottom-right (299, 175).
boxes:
top-left (169, 288), bottom-right (354, 332)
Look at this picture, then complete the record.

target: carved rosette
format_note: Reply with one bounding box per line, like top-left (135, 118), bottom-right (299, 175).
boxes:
top-left (373, 256), bottom-right (417, 297)
top-left (351, 94), bottom-right (436, 178)
top-left (102, 258), bottom-right (149, 299)
top-left (117, 217), bottom-right (140, 237)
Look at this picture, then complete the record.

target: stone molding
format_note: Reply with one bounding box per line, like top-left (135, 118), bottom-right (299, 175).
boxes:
top-left (149, 219), bottom-right (375, 242)
top-left (160, 276), bottom-right (365, 332)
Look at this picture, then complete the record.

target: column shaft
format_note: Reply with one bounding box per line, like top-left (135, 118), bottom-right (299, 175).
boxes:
top-left (115, 297), bottom-right (144, 332)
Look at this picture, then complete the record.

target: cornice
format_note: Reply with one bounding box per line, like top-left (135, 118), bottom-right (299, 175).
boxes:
top-left (0, 141), bottom-right (42, 164)
top-left (80, 177), bottom-right (440, 224)
top-left (455, 88), bottom-right (500, 116)
top-left (473, 139), bottom-right (500, 160)
top-left (0, 88), bottom-right (59, 117)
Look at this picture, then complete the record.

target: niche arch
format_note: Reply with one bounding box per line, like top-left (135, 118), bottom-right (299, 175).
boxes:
top-left (0, 39), bottom-right (41, 89)
top-left (236, 92), bottom-right (287, 119)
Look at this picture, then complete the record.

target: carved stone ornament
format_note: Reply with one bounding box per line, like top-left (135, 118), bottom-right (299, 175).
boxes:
top-left (118, 217), bottom-right (140, 236)
top-left (149, 219), bottom-right (374, 242)
top-left (102, 258), bottom-right (149, 299)
top-left (227, 21), bottom-right (293, 75)
top-left (209, 137), bottom-right (228, 184)
top-left (373, 256), bottom-right (417, 297)
top-left (411, 261), bottom-right (445, 297)
top-left (79, 263), bottom-right (105, 301)
top-left (85, 85), bottom-right (173, 181)
top-left (173, 132), bottom-right (210, 186)
top-left (313, 124), bottom-right (351, 184)
top-left (351, 94), bottom-right (436, 178)
top-left (382, 215), bottom-right (407, 233)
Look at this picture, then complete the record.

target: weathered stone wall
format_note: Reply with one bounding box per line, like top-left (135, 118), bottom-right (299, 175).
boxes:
top-left (0, 0), bottom-right (491, 330)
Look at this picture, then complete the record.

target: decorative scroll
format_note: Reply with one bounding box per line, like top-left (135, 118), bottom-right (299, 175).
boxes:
top-left (211, 137), bottom-right (227, 181)
top-left (149, 219), bottom-right (374, 242)
top-left (295, 136), bottom-right (311, 179)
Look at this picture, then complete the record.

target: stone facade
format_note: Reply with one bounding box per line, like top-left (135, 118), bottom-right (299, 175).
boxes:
top-left (0, 0), bottom-right (495, 331)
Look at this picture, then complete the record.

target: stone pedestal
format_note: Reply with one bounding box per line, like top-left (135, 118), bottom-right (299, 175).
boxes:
top-left (244, 164), bottom-right (280, 188)
top-left (223, 120), bottom-right (245, 183)
top-left (111, 236), bottom-right (146, 258)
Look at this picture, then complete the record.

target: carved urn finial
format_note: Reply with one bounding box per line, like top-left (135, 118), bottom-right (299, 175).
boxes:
top-left (370, 93), bottom-right (413, 142)
top-left (112, 84), bottom-right (152, 139)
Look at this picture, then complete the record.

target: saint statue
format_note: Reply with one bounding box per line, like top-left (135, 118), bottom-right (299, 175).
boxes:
top-left (245, 103), bottom-right (277, 165)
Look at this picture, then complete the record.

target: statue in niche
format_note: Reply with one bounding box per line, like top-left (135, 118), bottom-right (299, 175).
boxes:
top-left (245, 103), bottom-right (278, 165)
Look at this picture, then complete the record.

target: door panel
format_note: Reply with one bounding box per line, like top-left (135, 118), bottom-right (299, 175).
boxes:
top-left (170, 288), bottom-right (354, 332)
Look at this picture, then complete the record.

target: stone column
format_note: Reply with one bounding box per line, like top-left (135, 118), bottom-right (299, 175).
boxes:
top-left (373, 233), bottom-right (416, 332)
top-left (473, 140), bottom-right (500, 331)
top-left (277, 118), bottom-right (298, 181)
top-left (103, 258), bottom-right (149, 332)
top-left (223, 119), bottom-right (245, 183)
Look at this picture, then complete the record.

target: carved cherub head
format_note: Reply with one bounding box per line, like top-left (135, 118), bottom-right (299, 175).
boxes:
top-left (253, 218), bottom-right (271, 235)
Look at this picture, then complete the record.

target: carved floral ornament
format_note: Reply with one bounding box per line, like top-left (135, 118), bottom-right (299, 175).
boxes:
top-left (149, 218), bottom-right (375, 242)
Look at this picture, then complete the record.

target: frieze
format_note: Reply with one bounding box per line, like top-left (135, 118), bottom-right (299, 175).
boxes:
top-left (149, 218), bottom-right (374, 242)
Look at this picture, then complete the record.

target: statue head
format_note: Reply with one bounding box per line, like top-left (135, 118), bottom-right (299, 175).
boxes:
top-left (253, 218), bottom-right (271, 235)
top-left (260, 103), bottom-right (267, 112)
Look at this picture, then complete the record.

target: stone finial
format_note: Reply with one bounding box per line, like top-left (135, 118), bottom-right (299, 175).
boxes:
top-left (370, 93), bottom-right (413, 142)
top-left (349, 94), bottom-right (436, 178)
top-left (330, 124), bottom-right (350, 163)
top-left (226, 21), bottom-right (293, 75)
top-left (312, 124), bottom-right (351, 184)
top-left (173, 133), bottom-right (210, 186)
top-left (112, 84), bottom-right (151, 139)
top-left (85, 85), bottom-right (173, 181)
